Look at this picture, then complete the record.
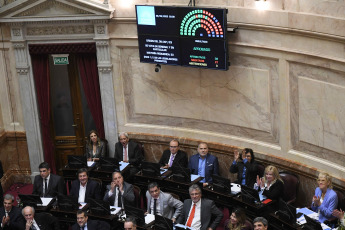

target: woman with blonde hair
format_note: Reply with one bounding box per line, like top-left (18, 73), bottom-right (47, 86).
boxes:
top-left (85, 130), bottom-right (106, 161)
top-left (254, 165), bottom-right (284, 201)
top-left (311, 172), bottom-right (338, 223)
top-left (224, 208), bottom-right (252, 230)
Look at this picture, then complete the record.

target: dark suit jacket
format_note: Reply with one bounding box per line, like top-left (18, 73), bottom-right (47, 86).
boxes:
top-left (85, 140), bottom-right (107, 159)
top-left (188, 153), bottom-right (219, 183)
top-left (30, 212), bottom-right (60, 230)
top-left (103, 181), bottom-right (135, 207)
top-left (177, 198), bottom-right (223, 230)
top-left (32, 173), bottom-right (65, 197)
top-left (257, 179), bottom-right (284, 201)
top-left (69, 179), bottom-right (102, 203)
top-left (0, 206), bottom-right (25, 230)
top-left (159, 149), bottom-right (188, 168)
top-left (114, 141), bottom-right (143, 167)
top-left (72, 220), bottom-right (110, 230)
top-left (229, 160), bottom-right (258, 188)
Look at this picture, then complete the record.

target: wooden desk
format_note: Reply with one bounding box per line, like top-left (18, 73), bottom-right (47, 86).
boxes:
top-left (232, 197), bottom-right (276, 220)
top-left (202, 187), bottom-right (236, 208)
top-left (268, 213), bottom-right (302, 230)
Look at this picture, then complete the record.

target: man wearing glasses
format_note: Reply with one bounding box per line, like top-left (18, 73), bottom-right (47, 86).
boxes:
top-left (159, 139), bottom-right (188, 169)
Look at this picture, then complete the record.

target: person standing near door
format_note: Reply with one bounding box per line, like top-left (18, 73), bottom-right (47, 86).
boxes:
top-left (114, 132), bottom-right (143, 177)
top-left (85, 130), bottom-right (107, 161)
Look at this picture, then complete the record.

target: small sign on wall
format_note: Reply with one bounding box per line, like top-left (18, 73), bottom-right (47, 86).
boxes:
top-left (52, 54), bottom-right (69, 65)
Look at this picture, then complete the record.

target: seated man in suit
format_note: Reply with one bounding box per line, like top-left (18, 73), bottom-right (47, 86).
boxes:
top-left (22, 206), bottom-right (59, 230)
top-left (159, 140), bottom-right (188, 169)
top-left (114, 132), bottom-right (143, 177)
top-left (32, 162), bottom-right (65, 197)
top-left (0, 194), bottom-right (25, 230)
top-left (124, 217), bottom-right (137, 230)
top-left (146, 182), bottom-right (183, 222)
top-left (72, 210), bottom-right (110, 230)
top-left (253, 217), bottom-right (268, 230)
top-left (69, 168), bottom-right (102, 203)
top-left (188, 142), bottom-right (219, 187)
top-left (177, 184), bottom-right (223, 230)
top-left (103, 171), bottom-right (135, 208)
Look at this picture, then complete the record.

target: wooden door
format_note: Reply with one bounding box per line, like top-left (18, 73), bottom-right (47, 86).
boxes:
top-left (49, 54), bottom-right (98, 174)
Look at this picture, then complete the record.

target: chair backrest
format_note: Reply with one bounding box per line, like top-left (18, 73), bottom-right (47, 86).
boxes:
top-left (90, 177), bottom-right (103, 195)
top-left (256, 162), bottom-right (265, 178)
top-left (133, 185), bottom-right (142, 208)
top-left (101, 138), bottom-right (109, 157)
top-left (335, 189), bottom-right (345, 211)
top-left (167, 192), bottom-right (180, 201)
top-left (279, 171), bottom-right (300, 204)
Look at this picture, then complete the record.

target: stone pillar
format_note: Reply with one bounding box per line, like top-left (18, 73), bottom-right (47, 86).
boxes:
top-left (11, 25), bottom-right (43, 178)
top-left (94, 22), bottom-right (118, 156)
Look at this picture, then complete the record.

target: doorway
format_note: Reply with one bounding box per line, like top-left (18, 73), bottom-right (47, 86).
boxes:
top-left (49, 54), bottom-right (98, 173)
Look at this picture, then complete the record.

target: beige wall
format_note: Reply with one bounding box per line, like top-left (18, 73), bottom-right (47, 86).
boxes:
top-left (110, 0), bottom-right (345, 184)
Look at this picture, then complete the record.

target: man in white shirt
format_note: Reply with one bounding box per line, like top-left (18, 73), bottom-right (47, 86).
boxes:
top-left (114, 132), bottom-right (143, 178)
top-left (22, 206), bottom-right (58, 230)
top-left (103, 171), bottom-right (135, 207)
top-left (177, 184), bottom-right (223, 230)
top-left (69, 168), bottom-right (102, 203)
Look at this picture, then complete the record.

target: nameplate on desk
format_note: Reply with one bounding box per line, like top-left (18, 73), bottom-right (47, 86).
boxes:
top-left (160, 168), bottom-right (168, 175)
top-left (37, 197), bottom-right (53, 206)
top-left (120, 161), bottom-right (130, 171)
top-left (87, 161), bottom-right (96, 167)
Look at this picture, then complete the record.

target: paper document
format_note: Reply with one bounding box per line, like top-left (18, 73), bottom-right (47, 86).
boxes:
top-left (191, 174), bottom-right (201, 181)
top-left (145, 213), bottom-right (155, 224)
top-left (110, 206), bottom-right (122, 215)
top-left (87, 161), bottom-right (95, 167)
top-left (120, 161), bottom-right (130, 171)
top-left (37, 197), bottom-right (53, 206)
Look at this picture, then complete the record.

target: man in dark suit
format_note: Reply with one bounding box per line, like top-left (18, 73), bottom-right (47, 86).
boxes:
top-left (69, 168), bottom-right (102, 203)
top-left (22, 206), bottom-right (59, 230)
top-left (159, 140), bottom-right (188, 169)
top-left (146, 182), bottom-right (183, 222)
top-left (72, 210), bottom-right (110, 230)
top-left (124, 217), bottom-right (137, 230)
top-left (188, 142), bottom-right (219, 187)
top-left (114, 132), bottom-right (143, 177)
top-left (32, 162), bottom-right (65, 197)
top-left (0, 194), bottom-right (25, 230)
top-left (177, 184), bottom-right (223, 230)
top-left (103, 171), bottom-right (135, 207)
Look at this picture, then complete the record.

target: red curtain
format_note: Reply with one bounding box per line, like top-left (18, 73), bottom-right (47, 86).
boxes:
top-left (77, 54), bottom-right (105, 138)
top-left (31, 54), bottom-right (56, 174)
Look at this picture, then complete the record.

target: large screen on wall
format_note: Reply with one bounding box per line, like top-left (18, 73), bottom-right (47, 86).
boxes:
top-left (135, 5), bottom-right (229, 71)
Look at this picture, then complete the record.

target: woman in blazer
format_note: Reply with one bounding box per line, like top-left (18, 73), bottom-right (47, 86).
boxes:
top-left (254, 165), bottom-right (284, 201)
top-left (311, 172), bottom-right (338, 223)
top-left (85, 130), bottom-right (106, 161)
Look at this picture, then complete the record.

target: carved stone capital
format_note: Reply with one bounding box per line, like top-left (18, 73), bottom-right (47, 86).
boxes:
top-left (12, 42), bottom-right (25, 49)
top-left (16, 67), bottom-right (29, 75)
top-left (96, 40), bottom-right (109, 46)
top-left (98, 66), bottom-right (112, 73)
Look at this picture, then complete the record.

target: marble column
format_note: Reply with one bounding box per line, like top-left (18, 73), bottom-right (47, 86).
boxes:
top-left (94, 22), bottom-right (118, 156)
top-left (11, 25), bottom-right (43, 179)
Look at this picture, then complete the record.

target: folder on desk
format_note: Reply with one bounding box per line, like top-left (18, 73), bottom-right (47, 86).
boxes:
top-left (175, 224), bottom-right (193, 229)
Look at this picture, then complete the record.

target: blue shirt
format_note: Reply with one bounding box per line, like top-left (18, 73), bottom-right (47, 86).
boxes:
top-left (198, 156), bottom-right (206, 183)
top-left (232, 158), bottom-right (248, 185)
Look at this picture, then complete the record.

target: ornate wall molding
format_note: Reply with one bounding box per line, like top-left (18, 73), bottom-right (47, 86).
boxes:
top-left (27, 25), bottom-right (94, 36)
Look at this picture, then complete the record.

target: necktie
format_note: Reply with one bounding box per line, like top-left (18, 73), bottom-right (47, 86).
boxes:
top-left (5, 211), bottom-right (8, 217)
top-left (80, 227), bottom-right (85, 230)
top-left (124, 146), bottom-right (128, 161)
top-left (31, 224), bottom-right (37, 230)
top-left (118, 188), bottom-right (122, 208)
top-left (169, 154), bottom-right (175, 167)
top-left (153, 199), bottom-right (157, 215)
top-left (186, 204), bottom-right (196, 227)
top-left (44, 178), bottom-right (48, 196)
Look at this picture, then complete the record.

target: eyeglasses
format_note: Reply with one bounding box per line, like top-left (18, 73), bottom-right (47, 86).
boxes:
top-left (170, 146), bottom-right (178, 148)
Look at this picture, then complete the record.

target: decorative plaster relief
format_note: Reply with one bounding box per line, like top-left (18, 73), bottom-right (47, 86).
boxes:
top-left (97, 26), bottom-right (105, 34)
top-left (27, 25), bottom-right (94, 36)
top-left (11, 28), bottom-right (21, 37)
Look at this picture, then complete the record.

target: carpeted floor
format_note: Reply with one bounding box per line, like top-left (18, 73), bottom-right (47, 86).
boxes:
top-left (5, 183), bottom-right (33, 206)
